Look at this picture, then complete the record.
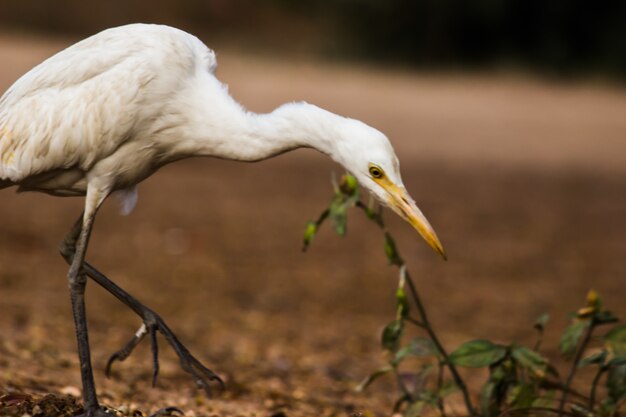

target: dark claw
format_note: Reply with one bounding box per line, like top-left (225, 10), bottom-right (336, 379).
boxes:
top-left (105, 310), bottom-right (223, 396)
top-left (148, 406), bottom-right (185, 417)
top-left (75, 405), bottom-right (118, 417)
top-left (105, 351), bottom-right (126, 378)
top-left (105, 323), bottom-right (148, 378)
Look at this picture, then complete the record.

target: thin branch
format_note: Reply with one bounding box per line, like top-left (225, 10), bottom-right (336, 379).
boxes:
top-left (302, 208), bottom-right (330, 251)
top-left (538, 380), bottom-right (589, 401)
top-left (406, 316), bottom-right (426, 328)
top-left (588, 365), bottom-right (607, 411)
top-left (558, 321), bottom-right (595, 417)
top-left (404, 270), bottom-right (476, 416)
top-left (393, 368), bottom-right (414, 403)
top-left (355, 199), bottom-right (476, 416)
top-left (314, 208), bottom-right (330, 227)
top-left (355, 201), bottom-right (384, 228)
top-left (437, 360), bottom-right (447, 417)
top-left (534, 331), bottom-right (544, 352)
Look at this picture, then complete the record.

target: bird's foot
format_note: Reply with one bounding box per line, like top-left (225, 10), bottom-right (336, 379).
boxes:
top-left (105, 308), bottom-right (224, 396)
top-left (148, 406), bottom-right (185, 417)
top-left (76, 405), bottom-right (184, 417)
top-left (74, 405), bottom-right (116, 417)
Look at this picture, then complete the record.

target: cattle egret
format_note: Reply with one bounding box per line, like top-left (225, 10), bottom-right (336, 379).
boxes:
top-left (0, 24), bottom-right (445, 416)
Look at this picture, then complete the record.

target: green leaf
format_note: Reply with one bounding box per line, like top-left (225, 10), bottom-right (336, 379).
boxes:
top-left (382, 320), bottom-right (404, 352)
top-left (598, 399), bottom-right (618, 417)
top-left (560, 320), bottom-right (590, 357)
top-left (438, 380), bottom-right (459, 398)
top-left (393, 337), bottom-right (436, 365)
top-left (449, 339), bottom-right (507, 368)
top-left (534, 313), bottom-right (550, 333)
top-left (490, 363), bottom-right (508, 381)
top-left (606, 357), bottom-right (626, 368)
top-left (384, 232), bottom-right (403, 266)
top-left (507, 382), bottom-right (537, 409)
top-left (578, 350), bottom-right (608, 368)
top-left (302, 220), bottom-right (317, 251)
top-left (341, 173), bottom-right (358, 194)
top-left (327, 176), bottom-right (359, 237)
top-left (605, 324), bottom-right (626, 357)
top-left (355, 366), bottom-right (392, 392)
top-left (480, 380), bottom-right (498, 417)
top-left (595, 310), bottom-right (619, 326)
top-left (364, 205), bottom-right (377, 220)
top-left (338, 174), bottom-right (360, 204)
top-left (606, 363), bottom-right (626, 402)
top-left (531, 389), bottom-right (557, 409)
top-left (396, 286), bottom-right (409, 319)
top-left (416, 389), bottom-right (439, 406)
top-left (329, 198), bottom-right (348, 236)
top-left (480, 364), bottom-right (511, 417)
top-left (512, 346), bottom-right (549, 377)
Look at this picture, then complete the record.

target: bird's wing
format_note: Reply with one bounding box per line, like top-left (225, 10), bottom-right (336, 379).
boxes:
top-left (0, 24), bottom-right (216, 183)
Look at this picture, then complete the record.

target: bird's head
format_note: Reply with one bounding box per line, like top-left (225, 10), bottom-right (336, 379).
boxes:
top-left (333, 119), bottom-right (446, 260)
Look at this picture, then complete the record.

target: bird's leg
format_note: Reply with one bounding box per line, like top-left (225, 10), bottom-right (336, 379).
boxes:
top-left (65, 195), bottom-right (110, 417)
top-left (60, 214), bottom-right (223, 396)
top-left (93, 265), bottom-right (223, 395)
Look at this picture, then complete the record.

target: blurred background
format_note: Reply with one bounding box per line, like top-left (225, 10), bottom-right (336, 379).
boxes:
top-left (0, 2), bottom-right (625, 416)
top-left (1, 0), bottom-right (626, 78)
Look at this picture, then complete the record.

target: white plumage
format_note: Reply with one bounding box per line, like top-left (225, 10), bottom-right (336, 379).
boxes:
top-left (1, 25), bottom-right (214, 201)
top-left (0, 24), bottom-right (445, 416)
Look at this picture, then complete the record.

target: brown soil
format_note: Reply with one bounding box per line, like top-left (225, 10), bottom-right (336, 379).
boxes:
top-left (0, 32), bottom-right (625, 417)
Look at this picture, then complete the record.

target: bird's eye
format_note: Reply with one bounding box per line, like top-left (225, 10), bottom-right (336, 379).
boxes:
top-left (369, 165), bottom-right (384, 179)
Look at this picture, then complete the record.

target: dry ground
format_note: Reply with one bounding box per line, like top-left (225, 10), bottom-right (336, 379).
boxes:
top-left (0, 31), bottom-right (625, 416)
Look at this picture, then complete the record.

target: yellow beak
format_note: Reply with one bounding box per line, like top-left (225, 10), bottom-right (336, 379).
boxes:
top-left (376, 179), bottom-right (447, 260)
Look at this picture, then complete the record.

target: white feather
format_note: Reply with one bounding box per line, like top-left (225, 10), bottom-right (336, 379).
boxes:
top-left (113, 186), bottom-right (138, 215)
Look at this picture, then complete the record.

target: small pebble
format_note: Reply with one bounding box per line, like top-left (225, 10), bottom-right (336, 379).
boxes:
top-left (60, 386), bottom-right (81, 397)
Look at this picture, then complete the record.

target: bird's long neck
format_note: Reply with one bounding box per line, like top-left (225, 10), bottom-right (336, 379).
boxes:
top-left (239, 103), bottom-right (343, 161)
top-left (179, 77), bottom-right (346, 162)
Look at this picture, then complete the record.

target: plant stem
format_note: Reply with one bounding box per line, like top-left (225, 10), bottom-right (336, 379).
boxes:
top-left (588, 366), bottom-right (606, 411)
top-left (314, 208), bottom-right (330, 227)
top-left (356, 201), bottom-right (384, 228)
top-left (437, 360), bottom-right (447, 417)
top-left (406, 316), bottom-right (426, 328)
top-left (539, 380), bottom-right (588, 401)
top-left (394, 367), bottom-right (414, 402)
top-left (355, 201), bottom-right (476, 416)
top-left (534, 331), bottom-right (544, 352)
top-left (558, 321), bottom-right (595, 417)
top-left (404, 269), bottom-right (476, 416)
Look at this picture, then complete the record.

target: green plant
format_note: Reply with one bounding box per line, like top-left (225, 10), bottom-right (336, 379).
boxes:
top-left (303, 174), bottom-right (626, 417)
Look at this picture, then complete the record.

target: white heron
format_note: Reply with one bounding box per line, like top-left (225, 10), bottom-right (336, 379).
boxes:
top-left (0, 24), bottom-right (445, 417)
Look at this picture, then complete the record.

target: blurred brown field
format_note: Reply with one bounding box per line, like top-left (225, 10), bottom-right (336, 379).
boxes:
top-left (0, 30), bottom-right (625, 416)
